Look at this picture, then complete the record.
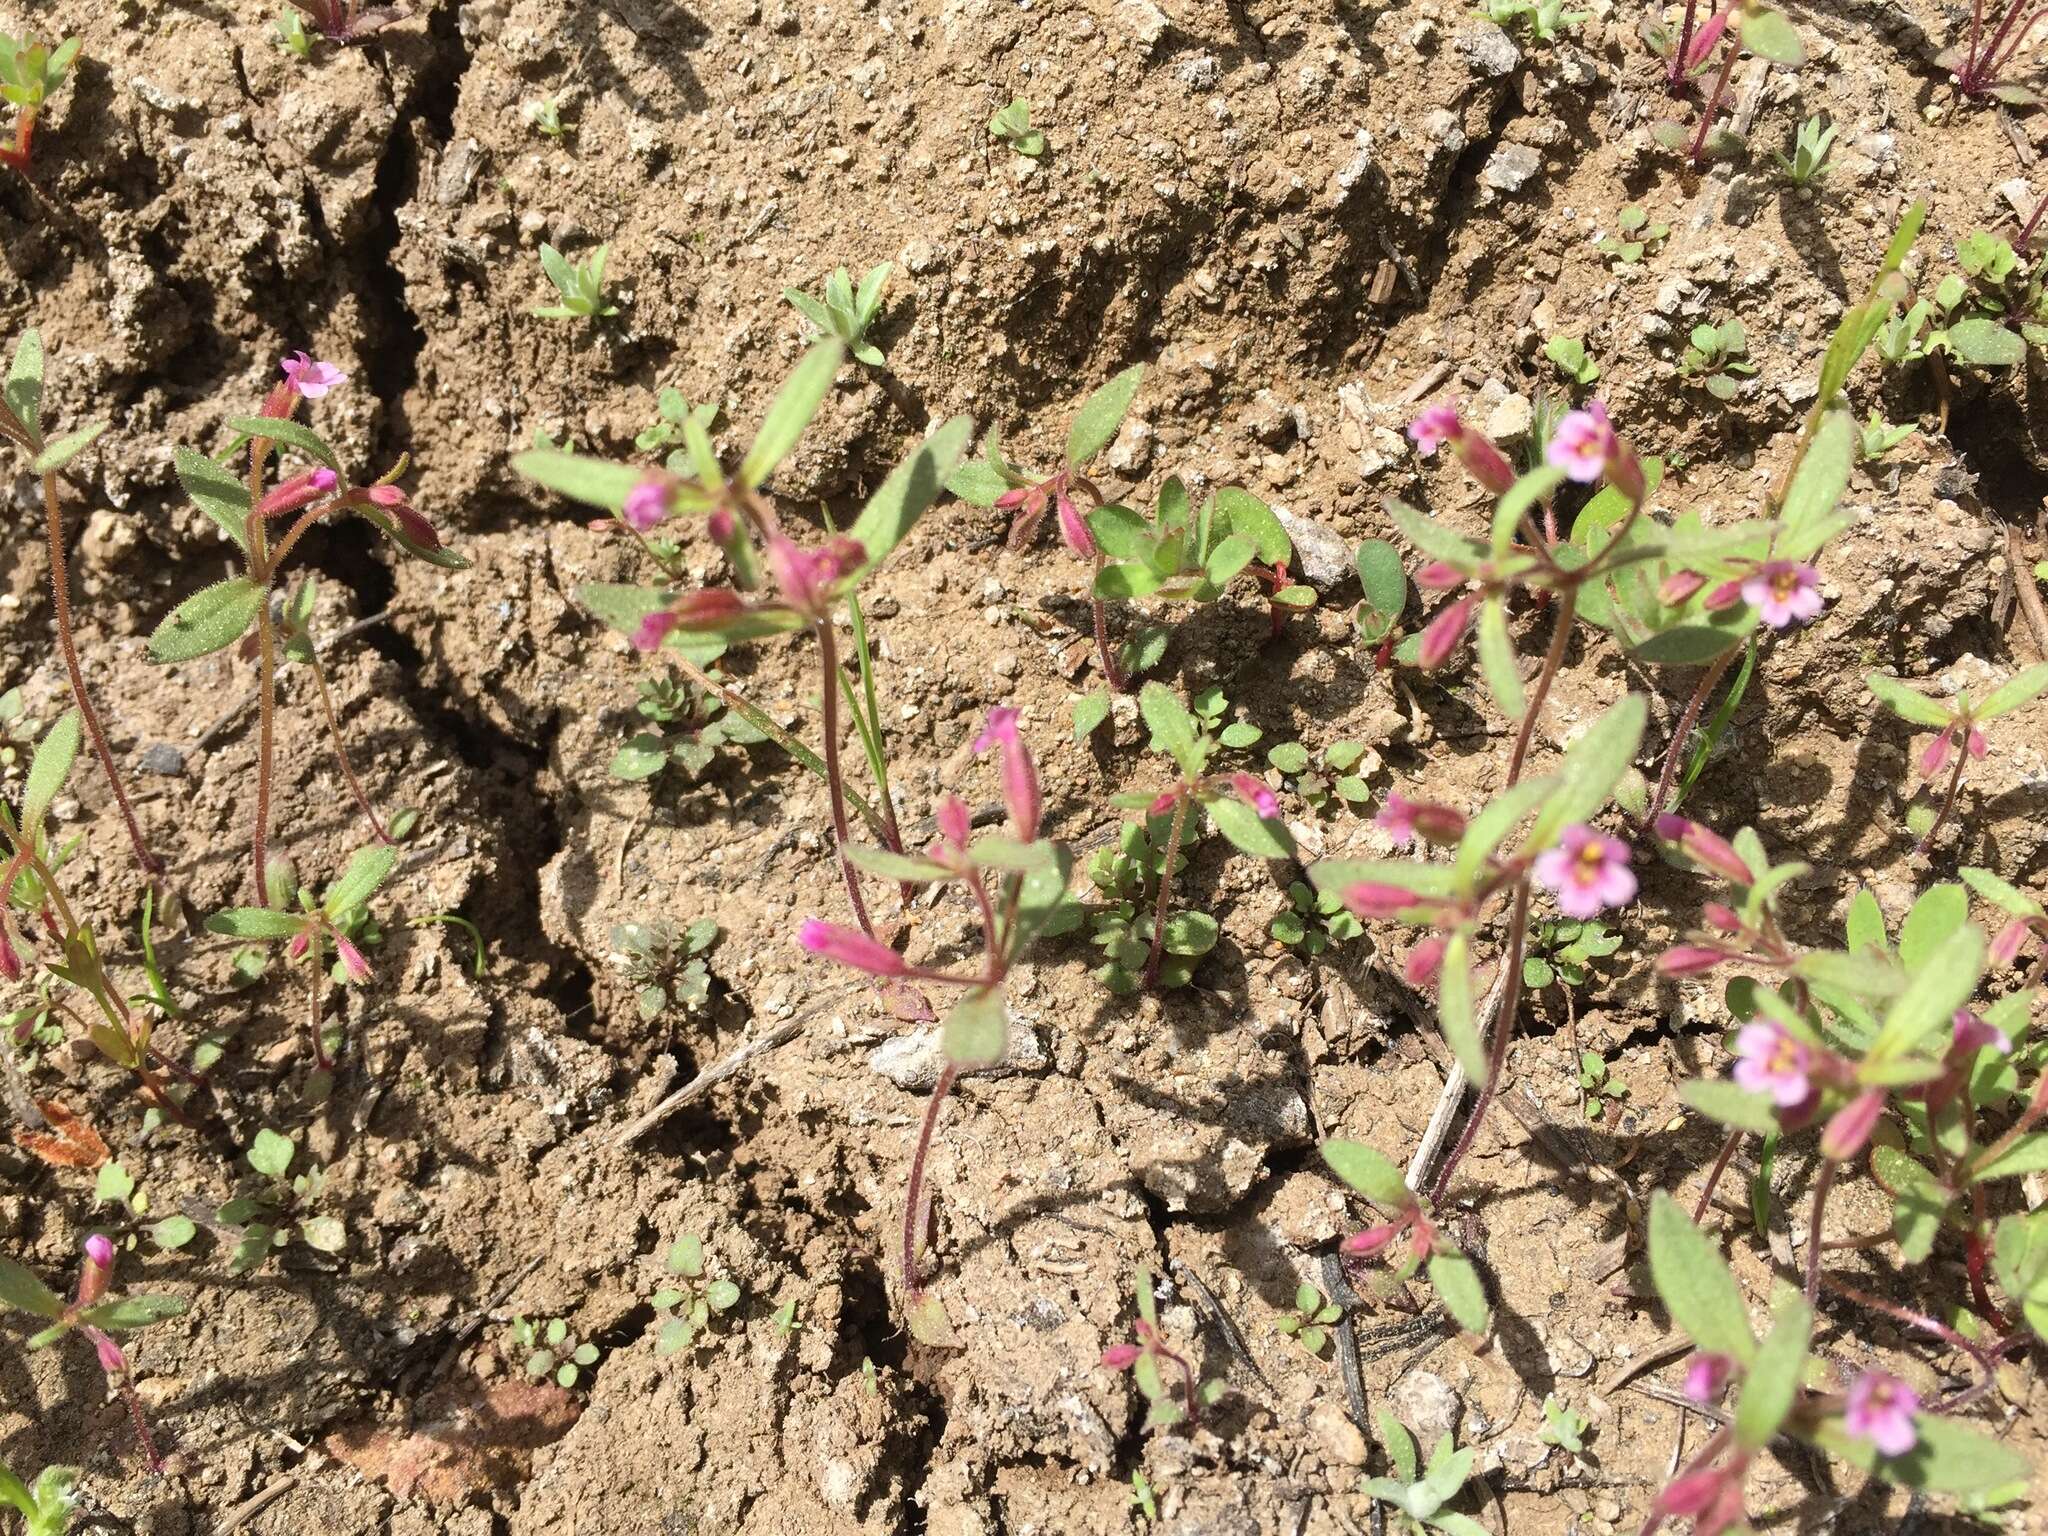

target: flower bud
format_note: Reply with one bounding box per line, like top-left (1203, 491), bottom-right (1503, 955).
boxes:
top-left (973, 708), bottom-right (1042, 842)
top-left (798, 919), bottom-right (907, 977)
top-left (1417, 596), bottom-right (1474, 670)
top-left (1403, 935), bottom-right (1446, 986)
top-left (1658, 569), bottom-right (1707, 606)
top-left (1342, 881), bottom-right (1419, 921)
top-left (255, 466), bottom-right (340, 521)
top-left (1820, 1089), bottom-right (1885, 1162)
top-left (1657, 944), bottom-right (1727, 976)
top-left (1654, 815), bottom-right (1753, 886)
top-left (335, 935), bottom-right (371, 984)
top-left (0, 923), bottom-right (21, 982)
top-left (622, 477), bottom-right (673, 533)
top-left (1455, 432), bottom-right (1517, 497)
top-left (1703, 578), bottom-right (1746, 611)
top-left (1229, 772), bottom-right (1279, 820)
top-left (1701, 902), bottom-right (1741, 934)
top-left (1415, 561), bottom-right (1467, 591)
top-left (1100, 1344), bottom-right (1141, 1370)
top-left (1342, 1222), bottom-right (1401, 1258)
top-left (85, 1234), bottom-right (115, 1271)
top-left (1918, 727), bottom-right (1953, 778)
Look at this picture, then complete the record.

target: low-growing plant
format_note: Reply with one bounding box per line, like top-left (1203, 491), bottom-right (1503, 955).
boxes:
top-left (1323, 1139), bottom-right (1491, 1335)
top-left (274, 11), bottom-right (312, 56)
top-left (285, 0), bottom-right (411, 45)
top-left (213, 1127), bottom-right (346, 1270)
top-left (1679, 317), bottom-right (1757, 400)
top-left (1086, 812), bottom-right (1204, 993)
top-left (1353, 537), bottom-right (1413, 665)
top-left (512, 1314), bottom-right (600, 1388)
top-left (1100, 1267), bottom-right (1221, 1428)
top-left (651, 1235), bottom-right (743, 1354)
top-left (1878, 231), bottom-right (2039, 372)
top-left (1365, 1412), bottom-right (1485, 1535)
top-left (1865, 664), bottom-right (2048, 853)
top-left (784, 263), bottom-right (893, 367)
top-left (1542, 334), bottom-right (1599, 386)
top-left (611, 918), bottom-right (718, 1020)
top-left (1266, 739), bottom-right (1372, 812)
top-left (987, 98), bottom-right (1045, 158)
top-left (523, 95), bottom-right (568, 140)
top-left (0, 1459), bottom-right (78, 1536)
top-left (1650, 4), bottom-right (1804, 167)
top-left (1773, 114), bottom-right (1836, 183)
top-left (1859, 410), bottom-right (1915, 460)
top-left (1272, 1279), bottom-right (1343, 1354)
top-left (534, 243), bottom-right (619, 321)
top-left (1598, 205), bottom-right (1670, 268)
top-left (1540, 1394), bottom-right (1590, 1453)
top-left (1475, 0), bottom-right (1586, 41)
top-left (635, 389), bottom-right (721, 465)
top-left (0, 1237), bottom-right (186, 1470)
top-left (1522, 915), bottom-right (1622, 993)
top-left (1270, 879), bottom-right (1363, 956)
top-left (1573, 1049), bottom-right (1630, 1122)
top-left (1939, 0), bottom-right (2043, 103)
top-left (608, 667), bottom-right (768, 784)
top-left (0, 33), bottom-right (79, 172)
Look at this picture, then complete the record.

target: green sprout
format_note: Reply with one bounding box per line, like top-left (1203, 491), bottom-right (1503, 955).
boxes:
top-left (1273, 1279), bottom-right (1344, 1355)
top-left (784, 263), bottom-right (893, 367)
top-left (1543, 335), bottom-right (1600, 386)
top-left (1539, 1394), bottom-right (1591, 1453)
top-left (1365, 1413), bottom-right (1486, 1535)
top-left (1270, 880), bottom-right (1363, 956)
top-left (1773, 115), bottom-right (1836, 184)
top-left (274, 11), bottom-right (312, 57)
top-left (651, 1235), bottom-right (741, 1353)
top-left (611, 918), bottom-right (718, 1021)
top-left (1597, 205), bottom-right (1669, 267)
top-left (523, 95), bottom-right (568, 140)
top-left (1679, 317), bottom-right (1758, 401)
top-left (988, 98), bottom-right (1046, 157)
top-left (534, 243), bottom-right (620, 320)
top-left (0, 1460), bottom-right (78, 1536)
top-left (0, 32), bottom-right (81, 171)
top-left (512, 1315), bottom-right (600, 1390)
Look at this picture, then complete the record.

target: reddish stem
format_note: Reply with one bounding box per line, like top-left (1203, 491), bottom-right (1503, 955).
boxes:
top-left (1686, 37), bottom-right (1740, 166)
top-left (816, 621), bottom-right (875, 938)
top-left (1803, 1158), bottom-right (1837, 1303)
top-left (1692, 1128), bottom-right (1743, 1223)
top-left (902, 1062), bottom-right (960, 1295)
top-left (1645, 648), bottom-right (1736, 829)
top-left (1142, 791), bottom-right (1191, 990)
top-left (1913, 735), bottom-right (1971, 856)
top-left (307, 647), bottom-right (392, 844)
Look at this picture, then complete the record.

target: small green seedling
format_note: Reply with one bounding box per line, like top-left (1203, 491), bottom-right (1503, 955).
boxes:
top-left (274, 11), bottom-right (312, 56)
top-left (523, 95), bottom-right (568, 140)
top-left (1574, 1051), bottom-right (1630, 1122)
top-left (1522, 916), bottom-right (1621, 991)
top-left (1679, 318), bottom-right (1757, 400)
top-left (1543, 335), bottom-right (1600, 386)
top-left (0, 33), bottom-right (81, 172)
top-left (1866, 664), bottom-right (2048, 852)
top-left (770, 1298), bottom-right (802, 1338)
top-left (0, 687), bottom-right (35, 777)
top-left (609, 669), bottom-right (766, 784)
top-left (1274, 1280), bottom-right (1344, 1354)
top-left (1271, 880), bottom-right (1364, 955)
top-left (1266, 739), bottom-right (1372, 813)
top-left (651, 1235), bottom-right (741, 1353)
top-left (635, 389), bottom-right (720, 465)
top-left (1598, 205), bottom-right (1669, 267)
top-left (611, 918), bottom-right (718, 1021)
top-left (534, 243), bottom-right (619, 320)
top-left (1088, 814), bottom-right (1206, 993)
top-left (1129, 1469), bottom-right (1158, 1523)
top-left (512, 1315), bottom-right (600, 1389)
top-left (1366, 1413), bottom-right (1486, 1535)
top-left (1354, 537), bottom-right (1411, 653)
top-left (1859, 411), bottom-right (1914, 461)
top-left (1540, 1394), bottom-right (1591, 1453)
top-left (1100, 1266), bottom-right (1223, 1429)
top-left (217, 1127), bottom-right (346, 1271)
top-left (988, 98), bottom-right (1045, 157)
top-left (0, 1460), bottom-right (78, 1536)
top-left (784, 263), bottom-right (893, 367)
top-left (1475, 0), bottom-right (1586, 40)
top-left (1773, 115), bottom-right (1836, 184)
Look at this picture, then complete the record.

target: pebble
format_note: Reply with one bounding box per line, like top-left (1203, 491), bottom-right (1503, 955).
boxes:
top-left (1273, 508), bottom-right (1350, 590)
top-left (139, 744), bottom-right (185, 777)
top-left (1481, 143), bottom-right (1543, 194)
top-left (1390, 1370), bottom-right (1462, 1448)
top-left (1309, 1400), bottom-right (1369, 1466)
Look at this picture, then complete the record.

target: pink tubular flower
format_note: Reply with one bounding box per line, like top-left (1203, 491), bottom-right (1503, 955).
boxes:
top-left (1403, 935), bottom-right (1446, 986)
top-left (933, 795), bottom-right (972, 857)
top-left (1229, 772), bottom-right (1279, 819)
top-left (1101, 1343), bottom-right (1142, 1370)
top-left (1659, 569), bottom-right (1707, 606)
top-left (1408, 403), bottom-right (1464, 456)
top-left (1546, 401), bottom-right (1619, 483)
top-left (1533, 824), bottom-right (1637, 919)
top-left (1844, 1370), bottom-right (1919, 1458)
top-left (1376, 794), bottom-right (1420, 846)
top-left (1740, 561), bottom-right (1824, 629)
top-left (1685, 1352), bottom-right (1733, 1405)
top-left (1417, 596), bottom-right (1475, 669)
top-left (1702, 902), bottom-right (1741, 933)
top-left (765, 534), bottom-right (866, 618)
top-left (255, 466), bottom-right (340, 521)
top-left (706, 507), bottom-right (738, 548)
top-left (1657, 944), bottom-right (1728, 976)
top-left (1054, 489), bottom-right (1096, 559)
top-left (281, 351), bottom-right (347, 399)
top-left (798, 918), bottom-right (909, 977)
top-left (1342, 881), bottom-right (1421, 921)
top-left (1732, 1020), bottom-right (1812, 1107)
top-left (1415, 561), bottom-right (1466, 591)
top-left (1951, 1008), bottom-right (2012, 1056)
top-left (1992, 918), bottom-right (2037, 967)
top-left (335, 935), bottom-right (371, 984)
top-left (93, 1331), bottom-right (126, 1374)
top-left (357, 482), bottom-right (446, 552)
top-left (0, 924), bottom-right (21, 982)
top-left (622, 478), bottom-right (672, 533)
top-left (1343, 1222), bottom-right (1402, 1258)
top-left (1820, 1089), bottom-right (1885, 1162)
top-left (85, 1233), bottom-right (115, 1271)
top-left (973, 707), bottom-right (1042, 841)
top-left (1654, 814), bottom-right (1752, 886)
top-left (632, 611), bottom-right (681, 654)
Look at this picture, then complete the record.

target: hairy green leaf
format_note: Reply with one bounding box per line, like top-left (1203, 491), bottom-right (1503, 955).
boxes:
top-left (148, 577), bottom-right (263, 664)
top-left (1065, 364), bottom-right (1145, 467)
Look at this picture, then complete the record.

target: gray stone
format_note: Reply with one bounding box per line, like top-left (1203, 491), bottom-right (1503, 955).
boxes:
top-left (1390, 1370), bottom-right (1462, 1449)
top-left (139, 744), bottom-right (185, 777)
top-left (1480, 143), bottom-right (1543, 194)
top-left (1455, 23), bottom-right (1521, 77)
top-left (1274, 508), bottom-right (1351, 591)
top-left (868, 1017), bottom-right (1047, 1091)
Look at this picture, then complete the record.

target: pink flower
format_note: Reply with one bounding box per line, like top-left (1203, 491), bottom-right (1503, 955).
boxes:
top-left (1054, 490), bottom-right (1096, 559)
top-left (1377, 794), bottom-right (1464, 847)
top-left (1146, 788), bottom-right (1181, 818)
top-left (281, 352), bottom-right (347, 399)
top-left (1403, 935), bottom-right (1446, 986)
top-left (1740, 561), bottom-right (1824, 629)
top-left (1533, 824), bottom-right (1637, 919)
top-left (1992, 918), bottom-right (2036, 967)
top-left (335, 935), bottom-right (371, 984)
top-left (798, 918), bottom-right (908, 977)
top-left (358, 482), bottom-right (446, 552)
top-left (706, 508), bottom-right (738, 548)
top-left (1341, 881), bottom-right (1421, 921)
top-left (1685, 1352), bottom-right (1732, 1404)
top-left (632, 611), bottom-right (681, 654)
top-left (1659, 569), bottom-right (1707, 605)
top-left (1701, 902), bottom-right (1741, 933)
top-left (1101, 1343), bottom-right (1142, 1370)
top-left (1924, 723), bottom-right (1989, 776)
top-left (1654, 814), bottom-right (1752, 886)
top-left (255, 466), bottom-right (339, 521)
top-left (1229, 772), bottom-right (1279, 819)
top-left (1417, 596), bottom-right (1474, 669)
top-left (766, 534), bottom-right (866, 617)
top-left (973, 707), bottom-right (1042, 841)
top-left (85, 1234), bottom-right (115, 1271)
top-left (1343, 1222), bottom-right (1402, 1258)
top-left (0, 924), bottom-right (21, 982)
top-left (1377, 794), bottom-right (1420, 846)
top-left (1732, 1021), bottom-right (1812, 1107)
top-left (1951, 1008), bottom-right (2012, 1056)
top-left (1657, 944), bottom-right (1728, 976)
top-left (622, 478), bottom-right (672, 532)
top-left (1820, 1089), bottom-right (1885, 1162)
top-left (1415, 561), bottom-right (1466, 591)
top-left (933, 795), bottom-right (973, 856)
top-left (1844, 1370), bottom-right (1919, 1458)
top-left (1546, 401), bottom-right (1619, 483)
top-left (1408, 403), bottom-right (1464, 456)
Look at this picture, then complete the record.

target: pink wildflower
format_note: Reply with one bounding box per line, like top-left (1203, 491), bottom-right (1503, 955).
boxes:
top-left (1820, 1089), bottom-right (1885, 1162)
top-left (281, 352), bottom-right (347, 399)
top-left (335, 935), bottom-right (371, 984)
top-left (1417, 596), bottom-right (1474, 669)
top-left (1415, 561), bottom-right (1466, 591)
top-left (1408, 403), bottom-right (1464, 456)
top-left (1654, 814), bottom-right (1753, 886)
top-left (1732, 1021), bottom-right (1812, 1107)
top-left (766, 534), bottom-right (865, 618)
top-left (255, 466), bottom-right (339, 521)
top-left (1403, 935), bottom-right (1446, 986)
top-left (1657, 944), bottom-right (1728, 976)
top-left (1054, 490), bottom-right (1096, 559)
top-left (1533, 824), bottom-right (1637, 919)
top-left (1844, 1370), bottom-right (1919, 1458)
top-left (1546, 401), bottom-right (1619, 483)
top-left (1101, 1344), bottom-right (1142, 1370)
top-left (1685, 1352), bottom-right (1732, 1404)
top-left (1343, 1222), bottom-right (1402, 1258)
top-left (632, 611), bottom-right (681, 654)
top-left (1740, 561), bottom-right (1824, 629)
top-left (85, 1234), bottom-right (115, 1271)
top-left (1229, 772), bottom-right (1279, 819)
top-left (973, 707), bottom-right (1042, 841)
top-left (622, 478), bottom-right (672, 532)
top-left (933, 795), bottom-right (973, 857)
top-left (1951, 1008), bottom-right (2012, 1056)
top-left (798, 918), bottom-right (908, 977)
top-left (1341, 882), bottom-right (1421, 921)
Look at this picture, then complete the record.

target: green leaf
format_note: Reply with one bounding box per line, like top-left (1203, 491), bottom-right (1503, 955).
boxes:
top-left (1073, 690), bottom-right (1111, 740)
top-left (941, 989), bottom-right (1007, 1068)
top-left (1733, 1294), bottom-right (1811, 1450)
top-left (1774, 405), bottom-right (1855, 561)
top-left (1898, 884), bottom-right (1967, 971)
top-left (1321, 1139), bottom-right (1412, 1208)
top-left (668, 1234), bottom-right (704, 1276)
top-left (1138, 683), bottom-right (1201, 777)
top-left (706, 1279), bottom-right (741, 1311)
top-left (322, 844), bottom-right (399, 919)
top-left (1355, 537), bottom-right (1408, 621)
top-left (1874, 1145), bottom-right (1950, 1261)
top-left (1846, 885), bottom-right (1889, 953)
top-left (1527, 694), bottom-right (1647, 846)
top-left (1646, 1191), bottom-right (1754, 1364)
top-left (1439, 932), bottom-right (1485, 1083)
top-left (1065, 364), bottom-right (1145, 467)
top-left (1679, 1078), bottom-right (1780, 1136)
top-left (1945, 317), bottom-right (2026, 368)
top-left (148, 576), bottom-right (264, 664)
top-left (1975, 661), bottom-right (2048, 720)
top-left (739, 340), bottom-right (844, 489)
top-left (1631, 618), bottom-right (1754, 665)
top-left (76, 1294), bottom-right (188, 1332)
top-left (608, 735), bottom-right (670, 781)
top-left (947, 459), bottom-right (1014, 508)
top-left (511, 450), bottom-right (644, 513)
top-left (204, 907), bottom-right (306, 940)
top-left (1812, 1413), bottom-right (2031, 1495)
top-left (1427, 1250), bottom-right (1489, 1334)
top-left (1452, 776), bottom-right (1556, 886)
top-left (1377, 1411), bottom-right (1419, 1483)
top-left (1737, 6), bottom-right (1803, 62)
top-left (1972, 1133), bottom-right (2048, 1182)
top-left (1868, 923), bottom-right (1984, 1063)
top-left (31, 420), bottom-right (107, 475)
top-left (226, 415), bottom-right (340, 474)
top-left (1162, 911), bottom-right (1218, 956)
top-left (6, 327), bottom-right (43, 439)
top-left (0, 1255), bottom-right (65, 1319)
top-left (20, 709), bottom-right (79, 840)
top-left (1864, 671), bottom-right (1953, 727)
top-left (1215, 487), bottom-right (1289, 565)
top-left (846, 414), bottom-right (974, 567)
top-left (1207, 794), bottom-right (1293, 859)
top-left (248, 1128), bottom-right (295, 1179)
top-left (1960, 867), bottom-right (2044, 918)
top-left (1475, 598), bottom-right (1524, 718)
top-left (1489, 466), bottom-right (1566, 557)
top-left (1390, 499), bottom-right (1485, 567)
top-left (300, 1216), bottom-right (347, 1253)
top-left (152, 1215), bottom-right (197, 1250)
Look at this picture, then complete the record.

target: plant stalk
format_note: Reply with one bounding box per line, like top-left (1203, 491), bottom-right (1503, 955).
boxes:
top-left (1143, 791), bottom-right (1191, 989)
top-left (1646, 647), bottom-right (1737, 828)
top-left (815, 621), bottom-right (875, 937)
top-left (902, 1062), bottom-right (960, 1295)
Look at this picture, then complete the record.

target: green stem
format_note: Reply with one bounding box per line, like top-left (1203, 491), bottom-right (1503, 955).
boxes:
top-left (1142, 792), bottom-right (1191, 989)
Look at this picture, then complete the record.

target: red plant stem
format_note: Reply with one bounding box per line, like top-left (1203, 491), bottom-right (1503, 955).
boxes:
top-left (1963, 0), bottom-right (1991, 84)
top-left (2020, 190), bottom-right (2048, 252)
top-left (1914, 736), bottom-right (1971, 856)
top-left (1429, 879), bottom-right (1533, 1207)
top-left (1091, 591), bottom-right (1127, 693)
top-left (1670, 0), bottom-right (1701, 87)
top-left (1803, 1158), bottom-right (1837, 1303)
top-left (245, 441), bottom-right (281, 901)
top-left (1505, 588), bottom-right (1578, 787)
top-left (307, 648), bottom-right (392, 844)
top-left (1686, 37), bottom-right (1740, 166)
top-left (815, 621), bottom-right (875, 938)
top-left (1142, 791), bottom-right (1191, 989)
top-left (902, 1061), bottom-right (960, 1295)
top-left (1645, 647), bottom-right (1737, 828)
top-left (307, 928), bottom-right (331, 1070)
top-left (1158, 1341), bottom-right (1203, 1424)
top-left (1817, 1274), bottom-right (2016, 1413)
top-left (42, 472), bottom-right (160, 875)
top-left (85, 1328), bottom-right (164, 1473)
top-left (1692, 1128), bottom-right (1743, 1223)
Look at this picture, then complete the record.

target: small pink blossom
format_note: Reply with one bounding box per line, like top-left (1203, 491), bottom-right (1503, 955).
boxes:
top-left (973, 707), bottom-right (1042, 841)
top-left (1343, 1222), bottom-right (1402, 1258)
top-left (1533, 824), bottom-right (1637, 919)
top-left (933, 795), bottom-right (973, 856)
top-left (1229, 772), bottom-right (1279, 819)
top-left (0, 924), bottom-right (21, 982)
top-left (1951, 1008), bottom-right (2012, 1056)
top-left (357, 482), bottom-right (446, 552)
top-left (1654, 814), bottom-right (1753, 886)
top-left (85, 1234), bottom-right (115, 1271)
top-left (1377, 793), bottom-right (1464, 847)
top-left (335, 935), bottom-right (371, 984)
top-left (632, 611), bottom-right (681, 654)
top-left (1701, 902), bottom-right (1741, 933)
top-left (1415, 560), bottom-right (1466, 591)
top-left (1659, 569), bottom-right (1707, 605)
top-left (766, 534), bottom-right (865, 617)
top-left (798, 918), bottom-right (908, 977)
top-left (1992, 918), bottom-right (2037, 967)
top-left (1685, 1352), bottom-right (1732, 1404)
top-left (1546, 401), bottom-right (1619, 483)
top-left (706, 507), bottom-right (738, 547)
top-left (1732, 1021), bottom-right (1812, 1107)
top-left (93, 1331), bottom-right (125, 1374)
top-left (1740, 561), bottom-right (1824, 629)
top-left (1408, 403), bottom-right (1464, 456)
top-left (622, 478), bottom-right (672, 532)
top-left (1417, 596), bottom-right (1474, 669)
top-left (281, 352), bottom-right (347, 399)
top-left (1341, 881), bottom-right (1421, 921)
top-left (1101, 1343), bottom-right (1142, 1370)
top-left (256, 466), bottom-right (339, 521)
top-left (1844, 1370), bottom-right (1919, 1458)
top-left (1403, 935), bottom-right (1446, 986)
top-left (1657, 944), bottom-right (1728, 976)
top-left (1054, 490), bottom-right (1096, 559)
top-left (1820, 1089), bottom-right (1885, 1162)
top-left (1376, 794), bottom-right (1420, 846)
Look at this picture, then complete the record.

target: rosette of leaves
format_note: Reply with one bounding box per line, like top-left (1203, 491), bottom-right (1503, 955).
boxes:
top-left (1266, 739), bottom-right (1372, 812)
top-left (987, 98), bottom-right (1045, 157)
top-left (635, 388), bottom-right (720, 466)
top-left (1522, 916), bottom-right (1621, 990)
top-left (1573, 1051), bottom-right (1628, 1122)
top-left (0, 1459), bottom-right (78, 1536)
top-left (1270, 879), bottom-right (1362, 956)
top-left (609, 669), bottom-right (767, 783)
top-left (1087, 816), bottom-right (1206, 993)
top-left (1597, 205), bottom-right (1669, 268)
top-left (1540, 1395), bottom-right (1590, 1453)
top-left (1542, 335), bottom-right (1599, 387)
top-left (1365, 1413), bottom-right (1485, 1536)
top-left (513, 1315), bottom-right (600, 1389)
top-left (0, 33), bottom-right (81, 169)
top-left (612, 918), bottom-right (719, 1021)
top-left (1089, 480), bottom-right (1303, 612)
top-left (1273, 1281), bottom-right (1343, 1354)
top-left (1679, 317), bottom-right (1758, 401)
top-left (533, 243), bottom-right (618, 321)
top-left (651, 1235), bottom-right (742, 1354)
top-left (784, 263), bottom-right (892, 367)
top-left (215, 1128), bottom-right (346, 1271)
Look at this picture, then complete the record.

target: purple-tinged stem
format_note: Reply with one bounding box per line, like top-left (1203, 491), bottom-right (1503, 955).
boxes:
top-left (816, 622), bottom-right (876, 938)
top-left (1429, 880), bottom-right (1533, 1206)
top-left (1818, 1275), bottom-right (2016, 1413)
top-left (1142, 791), bottom-right (1191, 989)
top-left (1506, 589), bottom-right (1578, 787)
top-left (1645, 648), bottom-right (1736, 829)
top-left (1686, 36), bottom-right (1741, 166)
top-left (86, 1328), bottom-right (165, 1473)
top-left (1913, 736), bottom-right (1971, 856)
top-left (902, 1061), bottom-right (960, 1295)
top-left (1692, 1128), bottom-right (1743, 1224)
top-left (1670, 0), bottom-right (1702, 89)
top-left (1803, 1158), bottom-right (1837, 1303)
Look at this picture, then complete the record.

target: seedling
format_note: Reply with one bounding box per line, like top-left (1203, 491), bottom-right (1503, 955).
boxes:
top-left (204, 843), bottom-right (402, 1068)
top-left (0, 1460), bottom-right (77, 1536)
top-left (1650, 5), bottom-right (1804, 167)
top-left (1475, 0), bottom-right (1586, 41)
top-left (1365, 1413), bottom-right (1485, 1536)
top-left (1773, 115), bottom-right (1836, 183)
top-left (1573, 1050), bottom-right (1629, 1122)
top-left (0, 1238), bottom-right (187, 1470)
top-left (1542, 334), bottom-right (1600, 386)
top-left (1266, 740), bottom-right (1372, 812)
top-left (1087, 812), bottom-right (1205, 993)
top-left (1859, 411), bottom-right (1914, 461)
top-left (950, 364), bottom-right (1146, 692)
top-left (1522, 916), bottom-right (1622, 992)
top-left (0, 688), bottom-right (34, 778)
top-left (987, 98), bottom-right (1045, 157)
top-left (1353, 537), bottom-right (1413, 665)
top-left (0, 33), bottom-right (79, 172)
top-left (1940, 0), bottom-right (2044, 102)
top-left (274, 12), bottom-right (312, 56)
top-left (1865, 665), bottom-right (2048, 852)
top-left (635, 389), bottom-right (720, 465)
top-left (608, 668), bottom-right (767, 784)
top-left (651, 1235), bottom-right (741, 1353)
top-left (1323, 1140), bottom-right (1490, 1334)
top-left (0, 332), bottom-right (157, 872)
top-left (1100, 1267), bottom-right (1221, 1428)
top-left (1270, 880), bottom-right (1363, 956)
top-left (1679, 317), bottom-right (1758, 401)
top-left (1540, 1394), bottom-right (1590, 1453)
top-left (770, 1298), bottom-right (802, 1338)
top-left (1128, 1470), bottom-right (1158, 1523)
top-left (784, 264), bottom-right (893, 367)
top-left (1273, 1279), bottom-right (1343, 1354)
top-left (212, 1127), bottom-right (346, 1270)
top-left (1598, 205), bottom-right (1670, 268)
top-left (534, 244), bottom-right (619, 320)
top-left (611, 918), bottom-right (718, 1020)
top-left (523, 95), bottom-right (568, 140)
top-left (284, 0), bottom-right (410, 43)
top-left (1881, 232), bottom-right (2044, 373)
top-left (512, 1315), bottom-right (600, 1388)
